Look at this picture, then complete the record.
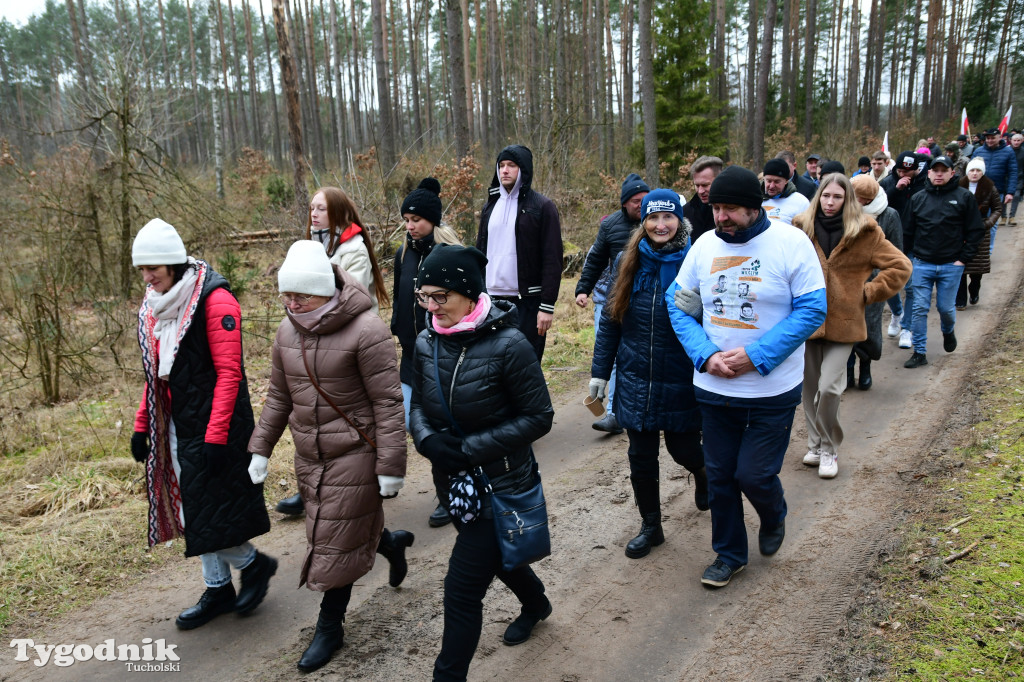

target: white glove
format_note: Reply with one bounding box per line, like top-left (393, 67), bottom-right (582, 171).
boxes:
top-left (674, 286), bottom-right (703, 321)
top-left (248, 454), bottom-right (269, 484)
top-left (378, 475), bottom-right (404, 498)
top-left (589, 377), bottom-right (608, 400)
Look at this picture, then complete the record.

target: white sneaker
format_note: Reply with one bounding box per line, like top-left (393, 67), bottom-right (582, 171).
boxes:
top-left (802, 449), bottom-right (821, 466)
top-left (887, 313), bottom-right (902, 337)
top-left (818, 452), bottom-right (838, 478)
top-left (898, 329), bottom-right (913, 349)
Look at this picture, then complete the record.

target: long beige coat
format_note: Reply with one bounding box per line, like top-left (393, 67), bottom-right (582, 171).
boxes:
top-left (249, 267), bottom-right (405, 591)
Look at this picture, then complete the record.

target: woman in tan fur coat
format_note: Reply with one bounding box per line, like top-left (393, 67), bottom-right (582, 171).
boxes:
top-left (248, 241), bottom-right (408, 672)
top-left (792, 174), bottom-right (911, 480)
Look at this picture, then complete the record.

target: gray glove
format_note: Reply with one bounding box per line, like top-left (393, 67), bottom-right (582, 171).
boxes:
top-left (674, 286), bottom-right (703, 322)
top-left (589, 377), bottom-right (608, 400)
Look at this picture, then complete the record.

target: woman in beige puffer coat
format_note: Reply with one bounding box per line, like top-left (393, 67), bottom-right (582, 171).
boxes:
top-left (248, 241), bottom-right (407, 672)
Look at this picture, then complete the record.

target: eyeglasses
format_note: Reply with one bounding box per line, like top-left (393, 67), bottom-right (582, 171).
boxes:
top-left (279, 293), bottom-right (316, 305)
top-left (415, 289), bottom-right (453, 305)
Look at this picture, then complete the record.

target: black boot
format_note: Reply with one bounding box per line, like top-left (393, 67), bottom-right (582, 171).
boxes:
top-left (502, 597), bottom-right (552, 646)
top-left (624, 477), bottom-right (664, 559)
top-left (377, 528), bottom-right (415, 587)
top-left (235, 552), bottom-right (277, 615)
top-left (846, 358), bottom-right (856, 391)
top-left (175, 583), bottom-right (237, 630)
top-left (276, 493), bottom-right (304, 515)
top-left (297, 615), bottom-right (344, 672)
top-left (858, 359), bottom-right (872, 390)
top-left (692, 467), bottom-right (709, 511)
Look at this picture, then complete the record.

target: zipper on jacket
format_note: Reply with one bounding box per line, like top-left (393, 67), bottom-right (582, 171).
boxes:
top-left (644, 286), bottom-right (658, 424)
top-left (448, 346), bottom-right (468, 411)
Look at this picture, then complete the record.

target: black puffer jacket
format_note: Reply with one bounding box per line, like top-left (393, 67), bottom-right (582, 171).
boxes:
top-left (409, 300), bottom-right (554, 516)
top-left (879, 167), bottom-right (928, 224)
top-left (391, 232), bottom-right (435, 385)
top-left (165, 270), bottom-right (270, 557)
top-left (905, 176), bottom-right (985, 265)
top-left (575, 208), bottom-right (640, 302)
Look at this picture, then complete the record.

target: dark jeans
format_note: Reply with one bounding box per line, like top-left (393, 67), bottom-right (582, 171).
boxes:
top-left (697, 388), bottom-right (799, 569)
top-left (955, 273), bottom-right (983, 307)
top-left (626, 429), bottom-right (704, 479)
top-left (433, 517), bottom-right (547, 681)
top-left (494, 295), bottom-right (546, 362)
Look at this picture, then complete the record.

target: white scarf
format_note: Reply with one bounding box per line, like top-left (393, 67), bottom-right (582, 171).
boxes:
top-left (861, 187), bottom-right (889, 218)
top-left (147, 261), bottom-right (199, 379)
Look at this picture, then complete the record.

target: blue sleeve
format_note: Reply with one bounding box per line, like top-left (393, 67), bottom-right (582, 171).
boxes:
top-left (744, 288), bottom-right (827, 375)
top-left (1007, 148), bottom-right (1018, 196)
top-left (665, 281), bottom-right (721, 372)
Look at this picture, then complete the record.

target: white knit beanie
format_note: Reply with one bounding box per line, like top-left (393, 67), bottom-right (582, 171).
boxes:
top-left (278, 240), bottom-right (336, 296)
top-left (966, 157), bottom-right (986, 175)
top-left (132, 218), bottom-right (187, 266)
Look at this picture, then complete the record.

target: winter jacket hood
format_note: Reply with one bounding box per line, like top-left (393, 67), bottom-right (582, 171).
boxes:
top-left (488, 145), bottom-right (534, 197)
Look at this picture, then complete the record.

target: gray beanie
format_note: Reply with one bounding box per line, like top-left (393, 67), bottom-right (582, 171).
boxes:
top-left (278, 240), bottom-right (336, 296)
top-left (132, 219), bottom-right (187, 266)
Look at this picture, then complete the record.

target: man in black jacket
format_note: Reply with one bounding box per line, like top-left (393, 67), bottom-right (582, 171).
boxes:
top-left (477, 145), bottom-right (564, 361)
top-left (902, 156), bottom-right (985, 369)
top-left (775, 150), bottom-right (817, 199)
top-left (683, 156), bottom-right (724, 240)
top-left (574, 173), bottom-right (649, 434)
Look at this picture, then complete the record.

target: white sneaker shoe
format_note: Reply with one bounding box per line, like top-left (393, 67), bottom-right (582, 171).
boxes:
top-left (818, 452), bottom-right (838, 478)
top-left (802, 449), bottom-right (821, 466)
top-left (887, 313), bottom-right (902, 337)
top-left (898, 329), bottom-right (913, 349)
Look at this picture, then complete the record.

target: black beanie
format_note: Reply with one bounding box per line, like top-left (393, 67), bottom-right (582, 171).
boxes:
top-left (620, 173), bottom-right (651, 205)
top-left (708, 166), bottom-right (762, 208)
top-left (820, 160), bottom-right (846, 176)
top-left (417, 244), bottom-right (487, 301)
top-left (857, 155), bottom-right (871, 167)
top-left (762, 158), bottom-right (790, 179)
top-left (400, 177), bottom-right (443, 226)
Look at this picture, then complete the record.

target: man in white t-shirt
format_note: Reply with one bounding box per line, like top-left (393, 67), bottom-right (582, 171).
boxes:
top-left (666, 166), bottom-right (827, 589)
top-left (761, 158), bottom-right (810, 226)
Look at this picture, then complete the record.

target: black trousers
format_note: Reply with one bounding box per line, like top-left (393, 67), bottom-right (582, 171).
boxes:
top-left (493, 296), bottom-right (546, 362)
top-left (320, 583), bottom-right (353, 621)
top-left (955, 272), bottom-right (983, 307)
top-left (433, 516), bottom-right (547, 681)
top-left (626, 429), bottom-right (705, 479)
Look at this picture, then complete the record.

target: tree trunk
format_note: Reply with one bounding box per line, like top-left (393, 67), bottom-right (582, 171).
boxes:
top-left (752, 0), bottom-right (776, 169)
top-left (905, 0), bottom-right (921, 114)
top-left (745, 0), bottom-right (757, 160)
top-left (405, 0), bottom-right (423, 148)
top-left (272, 0), bottom-right (309, 224)
top-left (460, 0), bottom-right (474, 143)
top-left (227, 0), bottom-right (252, 146)
top-left (803, 0), bottom-right (816, 142)
top-left (716, 0), bottom-right (727, 139)
top-left (330, 0), bottom-right (350, 165)
top-left (487, 0), bottom-right (504, 145)
top-left (350, 0), bottom-right (363, 149)
top-left (371, 0), bottom-right (396, 170)
top-left (259, 0), bottom-right (284, 166)
top-left (445, 0), bottom-right (470, 160)
top-left (847, 0), bottom-right (860, 129)
top-left (242, 0), bottom-right (263, 153)
top-left (209, 0), bottom-right (226, 199)
top-left (186, 0), bottom-right (206, 162)
top-left (780, 0), bottom-right (790, 116)
top-left (65, 0), bottom-right (88, 92)
top-left (638, 0), bottom-right (657, 184)
top-left (621, 0), bottom-right (634, 136)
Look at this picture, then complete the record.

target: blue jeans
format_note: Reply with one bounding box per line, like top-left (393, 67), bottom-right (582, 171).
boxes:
top-left (696, 387), bottom-right (800, 569)
top-left (901, 251), bottom-right (915, 330)
top-left (593, 302), bottom-right (616, 414)
top-left (200, 542), bottom-right (256, 588)
top-left (887, 293), bottom-right (903, 318)
top-left (910, 258), bottom-right (964, 354)
top-left (401, 382), bottom-right (413, 431)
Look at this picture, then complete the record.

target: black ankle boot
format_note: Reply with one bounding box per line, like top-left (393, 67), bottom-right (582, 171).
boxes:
top-left (297, 615), bottom-right (344, 672)
top-left (692, 467), bottom-right (709, 511)
top-left (624, 477), bottom-right (664, 559)
top-left (377, 528), bottom-right (415, 587)
top-left (175, 583), bottom-right (236, 630)
top-left (846, 363), bottom-right (855, 390)
top-left (502, 597), bottom-right (552, 645)
top-left (235, 551), bottom-right (277, 615)
top-left (276, 493), bottom-right (304, 515)
top-left (858, 359), bottom-right (872, 390)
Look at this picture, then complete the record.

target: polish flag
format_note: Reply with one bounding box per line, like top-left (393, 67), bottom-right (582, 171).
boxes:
top-left (881, 131), bottom-right (889, 155)
top-left (997, 105), bottom-right (1013, 135)
top-left (961, 108), bottom-right (970, 136)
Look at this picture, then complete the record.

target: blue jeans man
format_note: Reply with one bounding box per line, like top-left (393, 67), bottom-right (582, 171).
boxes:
top-left (910, 258), bottom-right (964, 356)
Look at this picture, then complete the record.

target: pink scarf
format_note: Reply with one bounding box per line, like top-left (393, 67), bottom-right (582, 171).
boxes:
top-left (433, 293), bottom-right (492, 335)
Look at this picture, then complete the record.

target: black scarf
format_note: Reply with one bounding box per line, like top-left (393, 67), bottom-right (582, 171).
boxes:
top-left (814, 209), bottom-right (845, 259)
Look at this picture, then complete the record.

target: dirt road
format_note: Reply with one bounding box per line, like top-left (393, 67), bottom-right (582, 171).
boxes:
top-left (5, 223), bottom-right (1022, 681)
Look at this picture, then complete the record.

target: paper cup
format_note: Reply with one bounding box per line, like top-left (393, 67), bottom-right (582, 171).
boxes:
top-left (583, 395), bottom-right (605, 417)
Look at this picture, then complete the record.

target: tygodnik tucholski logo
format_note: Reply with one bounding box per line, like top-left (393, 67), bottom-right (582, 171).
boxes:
top-left (10, 638), bottom-right (181, 671)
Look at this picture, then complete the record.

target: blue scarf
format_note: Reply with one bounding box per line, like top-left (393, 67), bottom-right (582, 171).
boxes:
top-left (716, 208), bottom-right (771, 244)
top-left (635, 237), bottom-right (688, 294)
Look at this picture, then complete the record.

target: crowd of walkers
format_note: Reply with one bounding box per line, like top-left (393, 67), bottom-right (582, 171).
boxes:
top-left (125, 128), bottom-right (1020, 678)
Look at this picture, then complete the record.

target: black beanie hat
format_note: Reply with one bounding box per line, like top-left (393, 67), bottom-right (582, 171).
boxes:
top-left (762, 158), bottom-right (791, 179)
top-left (401, 177), bottom-right (443, 226)
top-left (620, 173), bottom-right (651, 205)
top-left (417, 244), bottom-right (487, 301)
top-left (820, 160), bottom-right (846, 176)
top-left (708, 166), bottom-right (762, 209)
top-left (857, 155), bottom-right (871, 167)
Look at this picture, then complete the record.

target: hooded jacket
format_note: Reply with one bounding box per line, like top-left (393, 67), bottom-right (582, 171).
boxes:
top-left (477, 145), bottom-right (564, 314)
top-left (971, 140), bottom-right (1019, 196)
top-left (904, 177), bottom-right (986, 265)
top-left (409, 300), bottom-right (554, 516)
top-left (248, 266), bottom-right (406, 591)
top-left (575, 207), bottom-right (641, 304)
top-left (960, 174), bottom-right (1001, 275)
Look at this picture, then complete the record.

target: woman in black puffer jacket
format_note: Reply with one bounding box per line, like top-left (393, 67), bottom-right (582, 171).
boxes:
top-left (409, 244), bottom-right (554, 682)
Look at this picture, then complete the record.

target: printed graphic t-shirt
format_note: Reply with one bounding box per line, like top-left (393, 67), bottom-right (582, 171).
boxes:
top-left (675, 222), bottom-right (825, 398)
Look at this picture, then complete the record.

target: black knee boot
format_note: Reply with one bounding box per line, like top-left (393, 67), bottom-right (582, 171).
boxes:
top-left (846, 353), bottom-right (856, 391)
top-left (625, 477), bottom-right (664, 559)
top-left (298, 586), bottom-right (350, 672)
top-left (858, 358), bottom-right (872, 390)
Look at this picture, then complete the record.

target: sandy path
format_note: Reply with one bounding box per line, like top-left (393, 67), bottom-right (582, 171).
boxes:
top-left (4, 222), bottom-right (1021, 682)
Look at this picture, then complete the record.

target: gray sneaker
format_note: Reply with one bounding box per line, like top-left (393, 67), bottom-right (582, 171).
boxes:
top-left (592, 413), bottom-right (624, 435)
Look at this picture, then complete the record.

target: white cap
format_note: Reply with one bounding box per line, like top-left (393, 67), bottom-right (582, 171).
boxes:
top-left (278, 240), bottom-right (335, 296)
top-left (966, 157), bottom-right (986, 174)
top-left (132, 219), bottom-right (187, 266)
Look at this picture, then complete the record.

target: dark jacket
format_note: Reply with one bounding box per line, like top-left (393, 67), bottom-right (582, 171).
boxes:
top-left (391, 233), bottom-right (435, 384)
top-left (477, 145), bottom-right (563, 314)
top-left (137, 267), bottom-right (269, 558)
top-left (682, 198), bottom-right (716, 243)
top-left (960, 174), bottom-right (1002, 275)
top-left (791, 170), bottom-right (818, 199)
top-left (879, 168), bottom-right (929, 230)
top-left (1014, 144), bottom-right (1024, 193)
top-left (410, 301), bottom-right (554, 516)
top-left (904, 177), bottom-right (985, 265)
top-left (591, 237), bottom-right (701, 433)
top-left (972, 140), bottom-right (1018, 196)
top-left (575, 208), bottom-right (640, 302)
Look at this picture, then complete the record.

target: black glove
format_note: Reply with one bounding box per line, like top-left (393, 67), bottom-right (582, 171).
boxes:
top-left (419, 433), bottom-right (469, 474)
top-left (130, 432), bottom-right (149, 463)
top-left (204, 443), bottom-right (232, 477)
